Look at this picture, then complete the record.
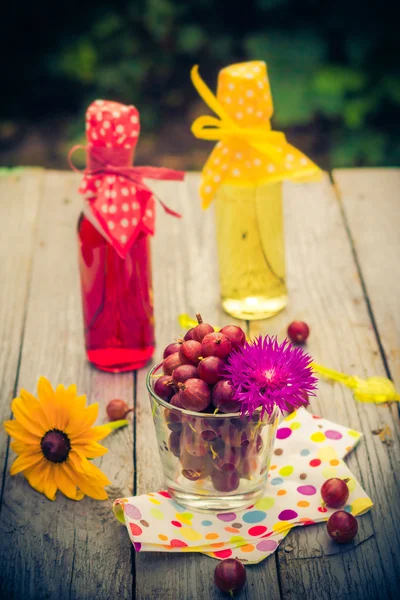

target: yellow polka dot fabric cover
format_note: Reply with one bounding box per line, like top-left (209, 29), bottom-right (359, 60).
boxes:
top-left (191, 62), bottom-right (322, 209)
top-left (113, 409), bottom-right (373, 564)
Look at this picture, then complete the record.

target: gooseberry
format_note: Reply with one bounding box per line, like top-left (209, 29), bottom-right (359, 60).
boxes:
top-left (214, 559), bottom-right (246, 597)
top-left (327, 510), bottom-right (358, 544)
top-left (106, 399), bottom-right (132, 421)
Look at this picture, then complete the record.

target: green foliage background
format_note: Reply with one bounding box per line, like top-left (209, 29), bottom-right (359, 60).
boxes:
top-left (1, 0), bottom-right (399, 167)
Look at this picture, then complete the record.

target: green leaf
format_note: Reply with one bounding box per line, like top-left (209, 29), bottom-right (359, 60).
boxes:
top-left (313, 66), bottom-right (366, 97)
top-left (271, 74), bottom-right (315, 126)
top-left (92, 13), bottom-right (122, 39)
top-left (245, 31), bottom-right (326, 73)
top-left (382, 75), bottom-right (400, 105)
top-left (56, 39), bottom-right (97, 83)
top-left (312, 66), bottom-right (368, 119)
top-left (245, 32), bottom-right (327, 125)
top-left (343, 95), bottom-right (379, 129)
top-left (144, 0), bottom-right (176, 40)
top-left (331, 131), bottom-right (387, 167)
top-left (107, 419), bottom-right (129, 431)
top-left (177, 25), bottom-right (206, 54)
top-left (211, 36), bottom-right (233, 60)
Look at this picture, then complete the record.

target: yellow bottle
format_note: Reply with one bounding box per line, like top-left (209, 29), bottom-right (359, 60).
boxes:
top-left (215, 181), bottom-right (287, 320)
top-left (190, 61), bottom-right (321, 321)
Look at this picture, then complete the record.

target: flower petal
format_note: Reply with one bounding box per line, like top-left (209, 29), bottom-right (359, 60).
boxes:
top-left (66, 403), bottom-right (99, 438)
top-left (10, 452), bottom-right (44, 476)
top-left (37, 376), bottom-right (55, 403)
top-left (73, 441), bottom-right (108, 458)
top-left (90, 424), bottom-right (113, 441)
top-left (53, 385), bottom-right (71, 430)
top-left (4, 420), bottom-right (41, 444)
top-left (11, 397), bottom-right (47, 437)
top-left (75, 475), bottom-right (108, 500)
top-left (25, 461), bottom-right (51, 494)
top-left (80, 460), bottom-right (111, 486)
top-left (56, 465), bottom-right (79, 500)
top-left (11, 440), bottom-right (40, 455)
top-left (68, 450), bottom-right (90, 474)
top-left (63, 462), bottom-right (108, 500)
top-left (43, 465), bottom-right (57, 501)
top-left (67, 450), bottom-right (110, 485)
top-left (20, 390), bottom-right (52, 431)
top-left (66, 384), bottom-right (77, 398)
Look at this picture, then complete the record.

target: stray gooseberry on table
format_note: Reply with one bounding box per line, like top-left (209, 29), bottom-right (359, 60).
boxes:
top-left (214, 558), bottom-right (247, 596)
top-left (327, 511), bottom-right (358, 544)
top-left (287, 321), bottom-right (310, 345)
top-left (106, 399), bottom-right (133, 421)
top-left (320, 478), bottom-right (357, 544)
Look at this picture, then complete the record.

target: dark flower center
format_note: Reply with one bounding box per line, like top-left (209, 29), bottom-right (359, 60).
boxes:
top-left (41, 429), bottom-right (71, 463)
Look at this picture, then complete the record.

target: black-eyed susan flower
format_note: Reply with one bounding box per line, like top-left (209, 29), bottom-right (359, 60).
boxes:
top-left (4, 376), bottom-right (125, 501)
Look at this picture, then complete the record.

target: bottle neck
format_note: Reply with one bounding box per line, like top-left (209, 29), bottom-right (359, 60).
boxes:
top-left (87, 145), bottom-right (135, 170)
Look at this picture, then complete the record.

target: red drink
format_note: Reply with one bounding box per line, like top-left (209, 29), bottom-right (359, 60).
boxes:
top-left (71, 99), bottom-right (184, 372)
top-left (77, 215), bottom-right (154, 372)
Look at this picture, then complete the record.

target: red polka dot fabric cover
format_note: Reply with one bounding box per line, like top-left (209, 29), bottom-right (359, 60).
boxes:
top-left (113, 409), bottom-right (373, 564)
top-left (75, 99), bottom-right (185, 258)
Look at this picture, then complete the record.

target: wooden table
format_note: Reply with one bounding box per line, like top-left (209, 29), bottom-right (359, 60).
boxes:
top-left (0, 169), bottom-right (399, 600)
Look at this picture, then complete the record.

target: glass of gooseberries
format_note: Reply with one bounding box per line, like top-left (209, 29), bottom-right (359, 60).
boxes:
top-left (147, 361), bottom-right (279, 512)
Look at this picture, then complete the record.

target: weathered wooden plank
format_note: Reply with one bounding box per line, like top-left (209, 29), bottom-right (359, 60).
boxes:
top-left (333, 168), bottom-right (400, 391)
top-left (0, 172), bottom-right (134, 600)
top-left (134, 174), bottom-right (282, 600)
top-left (249, 175), bottom-right (400, 599)
top-left (0, 169), bottom-right (42, 478)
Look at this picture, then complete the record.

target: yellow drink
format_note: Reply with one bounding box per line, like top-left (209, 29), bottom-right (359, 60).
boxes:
top-left (215, 181), bottom-right (287, 320)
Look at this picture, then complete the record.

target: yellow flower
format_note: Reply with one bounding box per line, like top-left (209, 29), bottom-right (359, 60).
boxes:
top-left (4, 376), bottom-right (115, 501)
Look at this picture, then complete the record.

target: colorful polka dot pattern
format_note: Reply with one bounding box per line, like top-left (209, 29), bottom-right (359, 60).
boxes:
top-left (86, 100), bottom-right (140, 148)
top-left (113, 408), bottom-right (372, 565)
top-left (76, 100), bottom-right (184, 258)
top-left (196, 61), bottom-right (321, 208)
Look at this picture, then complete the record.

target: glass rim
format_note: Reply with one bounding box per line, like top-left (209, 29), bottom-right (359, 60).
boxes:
top-left (146, 362), bottom-right (279, 421)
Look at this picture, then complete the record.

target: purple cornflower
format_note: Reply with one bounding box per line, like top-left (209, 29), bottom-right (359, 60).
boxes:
top-left (225, 336), bottom-right (317, 416)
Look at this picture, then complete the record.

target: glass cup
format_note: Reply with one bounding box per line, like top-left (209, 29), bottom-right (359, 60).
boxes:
top-left (147, 363), bottom-right (279, 512)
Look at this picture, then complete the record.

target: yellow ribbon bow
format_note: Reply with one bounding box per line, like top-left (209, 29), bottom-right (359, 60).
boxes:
top-left (191, 62), bottom-right (322, 208)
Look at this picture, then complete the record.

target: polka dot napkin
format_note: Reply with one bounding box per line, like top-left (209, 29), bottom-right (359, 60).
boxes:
top-left (113, 409), bottom-right (373, 564)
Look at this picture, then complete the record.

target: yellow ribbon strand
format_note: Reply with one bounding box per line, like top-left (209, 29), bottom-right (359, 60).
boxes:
top-left (191, 65), bottom-right (287, 163)
top-left (191, 66), bottom-right (237, 126)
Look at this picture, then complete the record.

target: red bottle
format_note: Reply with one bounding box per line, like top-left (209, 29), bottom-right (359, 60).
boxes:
top-left (73, 100), bottom-right (184, 372)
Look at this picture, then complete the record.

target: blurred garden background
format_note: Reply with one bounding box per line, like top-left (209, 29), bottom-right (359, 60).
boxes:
top-left (1, 0), bottom-right (399, 171)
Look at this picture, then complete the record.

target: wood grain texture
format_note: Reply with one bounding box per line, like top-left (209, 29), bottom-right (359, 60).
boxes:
top-left (249, 175), bottom-right (400, 599)
top-left (0, 172), bottom-right (134, 600)
top-left (333, 168), bottom-right (400, 391)
top-left (0, 169), bottom-right (42, 481)
top-left (1, 169), bottom-right (398, 600)
top-left (134, 173), bottom-right (281, 600)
